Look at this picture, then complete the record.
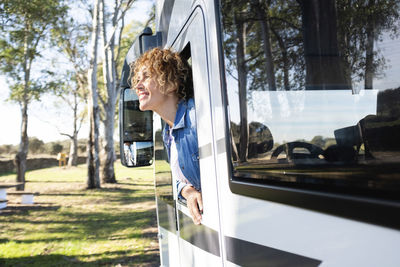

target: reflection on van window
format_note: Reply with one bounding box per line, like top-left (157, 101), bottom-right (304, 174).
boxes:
top-left (123, 89), bottom-right (152, 142)
top-left (221, 0), bottom-right (400, 200)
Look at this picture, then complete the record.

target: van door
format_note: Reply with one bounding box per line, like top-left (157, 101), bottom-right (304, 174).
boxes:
top-left (170, 6), bottom-right (223, 267)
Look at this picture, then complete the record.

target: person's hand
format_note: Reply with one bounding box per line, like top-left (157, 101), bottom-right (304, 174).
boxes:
top-left (181, 185), bottom-right (203, 225)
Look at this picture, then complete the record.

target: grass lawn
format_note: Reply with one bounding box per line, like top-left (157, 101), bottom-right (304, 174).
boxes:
top-left (0, 162), bottom-right (159, 266)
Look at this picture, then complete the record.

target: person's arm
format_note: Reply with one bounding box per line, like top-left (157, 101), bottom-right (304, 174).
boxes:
top-left (181, 185), bottom-right (203, 225)
top-left (176, 179), bottom-right (188, 199)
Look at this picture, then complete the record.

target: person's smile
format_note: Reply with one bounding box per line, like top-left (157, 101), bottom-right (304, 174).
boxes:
top-left (136, 86), bottom-right (149, 102)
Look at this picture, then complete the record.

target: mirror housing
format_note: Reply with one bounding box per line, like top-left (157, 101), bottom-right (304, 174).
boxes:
top-left (119, 28), bottom-right (162, 167)
top-left (119, 88), bottom-right (153, 167)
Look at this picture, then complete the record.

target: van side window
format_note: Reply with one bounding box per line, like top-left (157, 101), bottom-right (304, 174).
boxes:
top-left (221, 0), bottom-right (400, 201)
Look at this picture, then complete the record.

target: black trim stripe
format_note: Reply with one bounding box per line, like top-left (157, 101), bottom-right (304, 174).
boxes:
top-left (178, 210), bottom-right (220, 257)
top-left (225, 236), bottom-right (322, 267)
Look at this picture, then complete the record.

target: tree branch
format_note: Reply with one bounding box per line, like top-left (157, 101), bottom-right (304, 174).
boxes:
top-left (77, 113), bottom-right (85, 134)
top-left (270, 16), bottom-right (301, 31)
top-left (104, 0), bottom-right (135, 50)
top-left (60, 132), bottom-right (73, 139)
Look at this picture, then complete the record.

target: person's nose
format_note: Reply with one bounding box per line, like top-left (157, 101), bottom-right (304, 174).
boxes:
top-left (135, 79), bottom-right (143, 92)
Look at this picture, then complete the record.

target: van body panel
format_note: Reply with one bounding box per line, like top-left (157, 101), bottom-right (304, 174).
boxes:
top-left (123, 0), bottom-right (400, 266)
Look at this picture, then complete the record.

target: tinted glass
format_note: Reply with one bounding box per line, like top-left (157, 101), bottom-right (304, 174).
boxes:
top-left (221, 0), bottom-right (400, 200)
top-left (120, 89), bottom-right (153, 167)
top-left (123, 89), bottom-right (152, 142)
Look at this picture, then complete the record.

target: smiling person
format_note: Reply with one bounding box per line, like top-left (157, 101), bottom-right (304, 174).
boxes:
top-left (130, 47), bottom-right (202, 225)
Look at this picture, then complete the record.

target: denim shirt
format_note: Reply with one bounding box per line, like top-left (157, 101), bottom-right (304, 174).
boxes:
top-left (162, 98), bottom-right (201, 198)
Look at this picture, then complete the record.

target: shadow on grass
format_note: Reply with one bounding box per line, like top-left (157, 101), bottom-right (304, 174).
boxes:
top-left (0, 250), bottom-right (160, 267)
top-left (27, 180), bottom-right (85, 183)
top-left (36, 193), bottom-right (87, 197)
top-left (106, 195), bottom-right (156, 205)
top-left (0, 238), bottom-right (10, 244)
top-left (116, 182), bottom-right (155, 186)
top-left (94, 187), bottom-right (140, 194)
top-left (0, 208), bottom-right (157, 242)
top-left (0, 229), bottom-right (158, 245)
top-left (0, 204), bottom-right (61, 216)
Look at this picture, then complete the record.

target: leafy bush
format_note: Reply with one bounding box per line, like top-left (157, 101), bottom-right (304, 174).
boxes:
top-left (29, 137), bottom-right (45, 154)
top-left (51, 143), bottom-right (63, 155)
top-left (0, 144), bottom-right (18, 155)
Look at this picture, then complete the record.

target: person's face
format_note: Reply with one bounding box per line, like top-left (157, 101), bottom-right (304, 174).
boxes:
top-left (135, 67), bottom-right (168, 112)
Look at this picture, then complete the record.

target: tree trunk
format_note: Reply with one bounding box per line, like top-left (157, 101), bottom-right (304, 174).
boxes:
top-left (364, 0), bottom-right (375, 90)
top-left (235, 13), bottom-right (249, 163)
top-left (68, 91), bottom-right (79, 166)
top-left (15, 101), bottom-right (28, 191)
top-left (99, 0), bottom-right (117, 183)
top-left (271, 27), bottom-right (290, 90)
top-left (100, 125), bottom-right (116, 183)
top-left (299, 0), bottom-right (350, 90)
top-left (15, 20), bottom-right (32, 191)
top-left (252, 0), bottom-right (276, 91)
top-left (87, 0), bottom-right (101, 189)
top-left (337, 25), bottom-right (353, 92)
top-left (68, 135), bottom-right (78, 166)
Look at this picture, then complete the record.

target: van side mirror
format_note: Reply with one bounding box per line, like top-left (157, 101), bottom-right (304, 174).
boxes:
top-left (119, 88), bottom-right (153, 167)
top-left (118, 27), bottom-right (162, 167)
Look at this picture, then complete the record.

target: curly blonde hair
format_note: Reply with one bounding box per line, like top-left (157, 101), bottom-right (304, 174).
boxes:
top-left (130, 47), bottom-right (193, 100)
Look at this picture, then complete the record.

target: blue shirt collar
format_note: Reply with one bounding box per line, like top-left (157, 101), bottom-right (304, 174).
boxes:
top-left (171, 100), bottom-right (187, 130)
top-left (163, 99), bottom-right (187, 140)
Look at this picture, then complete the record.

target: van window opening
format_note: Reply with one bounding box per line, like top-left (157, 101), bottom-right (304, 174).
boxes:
top-left (221, 0), bottom-right (400, 201)
top-left (155, 43), bottom-right (198, 208)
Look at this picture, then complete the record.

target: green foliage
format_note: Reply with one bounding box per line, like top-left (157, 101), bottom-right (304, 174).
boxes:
top-left (0, 144), bottom-right (18, 155)
top-left (310, 136), bottom-right (337, 150)
top-left (336, 0), bottom-right (400, 83)
top-left (0, 0), bottom-right (69, 103)
top-left (51, 143), bottom-right (63, 155)
top-left (0, 139), bottom-right (91, 157)
top-left (28, 137), bottom-right (45, 154)
top-left (310, 135), bottom-right (325, 148)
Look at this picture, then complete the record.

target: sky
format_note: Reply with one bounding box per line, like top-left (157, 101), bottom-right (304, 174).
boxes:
top-left (0, 0), bottom-right (154, 145)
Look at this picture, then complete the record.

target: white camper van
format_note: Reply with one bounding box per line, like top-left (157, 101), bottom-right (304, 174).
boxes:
top-left (119, 0), bottom-right (400, 266)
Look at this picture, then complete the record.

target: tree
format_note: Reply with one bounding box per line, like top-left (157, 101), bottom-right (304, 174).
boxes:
top-left (222, 0), bottom-right (252, 162)
top-left (250, 0), bottom-right (276, 91)
top-left (54, 74), bottom-right (87, 166)
top-left (268, 0), bottom-right (303, 90)
top-left (87, 0), bottom-right (101, 189)
top-left (0, 0), bottom-right (68, 190)
top-left (336, 0), bottom-right (400, 90)
top-left (298, 0), bottom-right (350, 90)
top-left (51, 12), bottom-right (89, 167)
top-left (51, 143), bottom-right (64, 155)
top-left (98, 0), bottom-right (137, 184)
